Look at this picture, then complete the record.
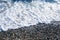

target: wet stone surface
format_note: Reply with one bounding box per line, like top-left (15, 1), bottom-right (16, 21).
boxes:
top-left (0, 22), bottom-right (60, 40)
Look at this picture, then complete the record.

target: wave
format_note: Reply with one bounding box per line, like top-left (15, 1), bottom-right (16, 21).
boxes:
top-left (0, 0), bottom-right (60, 31)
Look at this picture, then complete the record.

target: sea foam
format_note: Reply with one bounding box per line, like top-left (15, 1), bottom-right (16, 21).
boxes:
top-left (0, 0), bottom-right (60, 31)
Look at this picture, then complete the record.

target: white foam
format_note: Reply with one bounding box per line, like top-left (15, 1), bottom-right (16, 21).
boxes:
top-left (0, 1), bottom-right (60, 31)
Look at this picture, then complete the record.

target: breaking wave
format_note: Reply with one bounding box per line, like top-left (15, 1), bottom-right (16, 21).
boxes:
top-left (0, 0), bottom-right (60, 31)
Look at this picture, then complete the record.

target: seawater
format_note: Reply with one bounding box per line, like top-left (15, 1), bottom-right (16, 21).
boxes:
top-left (0, 0), bottom-right (60, 31)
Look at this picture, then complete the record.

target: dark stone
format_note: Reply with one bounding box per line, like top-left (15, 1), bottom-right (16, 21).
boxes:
top-left (0, 21), bottom-right (60, 40)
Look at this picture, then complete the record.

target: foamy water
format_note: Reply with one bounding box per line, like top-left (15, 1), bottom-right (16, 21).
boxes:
top-left (0, 0), bottom-right (60, 31)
